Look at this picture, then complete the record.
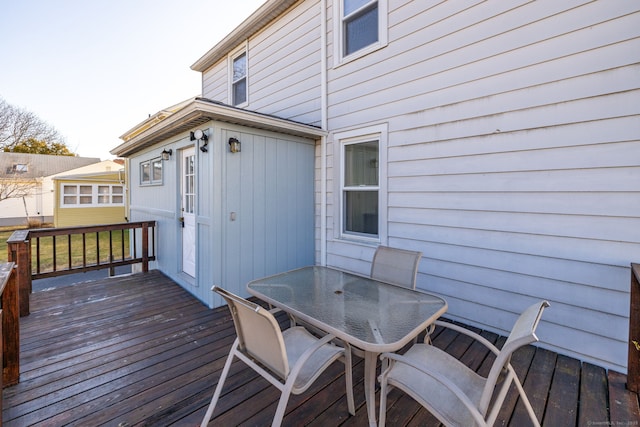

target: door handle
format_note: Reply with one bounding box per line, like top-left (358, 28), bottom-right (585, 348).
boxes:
top-left (179, 216), bottom-right (184, 227)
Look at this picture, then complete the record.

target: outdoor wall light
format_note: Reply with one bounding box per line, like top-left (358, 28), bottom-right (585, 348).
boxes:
top-left (228, 137), bottom-right (241, 153)
top-left (190, 129), bottom-right (209, 153)
top-left (161, 148), bottom-right (172, 160)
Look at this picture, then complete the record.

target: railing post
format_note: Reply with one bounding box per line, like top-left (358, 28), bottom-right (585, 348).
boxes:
top-left (0, 263), bottom-right (20, 388)
top-left (629, 263), bottom-right (640, 392)
top-left (141, 222), bottom-right (149, 273)
top-left (7, 230), bottom-right (31, 317)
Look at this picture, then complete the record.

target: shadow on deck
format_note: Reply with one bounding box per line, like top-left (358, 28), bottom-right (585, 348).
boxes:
top-left (2, 271), bottom-right (639, 426)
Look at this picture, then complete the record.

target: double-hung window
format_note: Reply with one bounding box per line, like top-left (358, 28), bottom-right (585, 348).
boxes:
top-left (338, 124), bottom-right (387, 241)
top-left (231, 50), bottom-right (247, 106)
top-left (337, 0), bottom-right (387, 62)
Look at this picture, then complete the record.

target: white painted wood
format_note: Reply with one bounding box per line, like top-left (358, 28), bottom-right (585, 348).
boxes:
top-left (181, 147), bottom-right (196, 278)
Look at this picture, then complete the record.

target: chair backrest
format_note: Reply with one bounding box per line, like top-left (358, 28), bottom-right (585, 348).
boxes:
top-left (480, 300), bottom-right (550, 413)
top-left (213, 286), bottom-right (290, 379)
top-left (370, 245), bottom-right (423, 289)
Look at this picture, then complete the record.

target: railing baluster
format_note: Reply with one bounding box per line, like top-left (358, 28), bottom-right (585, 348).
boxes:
top-left (36, 237), bottom-right (41, 275)
top-left (142, 223), bottom-right (149, 273)
top-left (109, 231), bottom-right (113, 265)
top-left (133, 227), bottom-right (138, 264)
top-left (121, 229), bottom-right (125, 262)
top-left (68, 234), bottom-right (72, 270)
top-left (82, 233), bottom-right (87, 269)
top-left (96, 232), bottom-right (100, 266)
top-left (52, 235), bottom-right (57, 272)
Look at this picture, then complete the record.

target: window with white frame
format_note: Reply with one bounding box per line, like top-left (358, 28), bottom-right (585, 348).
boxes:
top-left (337, 0), bottom-right (387, 61)
top-left (231, 50), bottom-right (247, 106)
top-left (140, 158), bottom-right (163, 185)
top-left (62, 184), bottom-right (124, 207)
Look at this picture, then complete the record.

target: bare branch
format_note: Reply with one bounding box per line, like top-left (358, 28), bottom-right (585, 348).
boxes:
top-left (0, 97), bottom-right (65, 151)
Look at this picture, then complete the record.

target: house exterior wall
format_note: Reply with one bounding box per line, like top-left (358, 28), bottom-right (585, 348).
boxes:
top-left (201, 0), bottom-right (323, 126)
top-left (126, 121), bottom-right (315, 307)
top-left (319, 0), bottom-right (640, 372)
top-left (196, 0), bottom-right (640, 372)
top-left (0, 159), bottom-right (122, 226)
top-left (0, 179), bottom-right (46, 226)
top-left (53, 171), bottom-right (126, 227)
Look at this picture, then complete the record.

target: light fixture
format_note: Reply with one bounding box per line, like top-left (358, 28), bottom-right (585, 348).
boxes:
top-left (228, 137), bottom-right (241, 153)
top-left (190, 129), bottom-right (209, 153)
top-left (161, 148), bottom-right (172, 160)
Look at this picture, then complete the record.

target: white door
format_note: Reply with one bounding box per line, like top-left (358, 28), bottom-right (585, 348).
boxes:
top-left (181, 147), bottom-right (196, 277)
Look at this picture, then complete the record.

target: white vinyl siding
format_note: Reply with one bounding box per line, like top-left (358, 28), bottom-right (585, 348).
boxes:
top-left (323, 0), bottom-right (640, 372)
top-left (201, 0), bottom-right (322, 125)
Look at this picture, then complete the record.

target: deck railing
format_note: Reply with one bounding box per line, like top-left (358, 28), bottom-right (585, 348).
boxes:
top-left (6, 221), bottom-right (156, 317)
top-left (629, 263), bottom-right (640, 393)
top-left (0, 262), bottom-right (20, 395)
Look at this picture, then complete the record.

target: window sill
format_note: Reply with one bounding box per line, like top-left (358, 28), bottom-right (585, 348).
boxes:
top-left (334, 41), bottom-right (387, 69)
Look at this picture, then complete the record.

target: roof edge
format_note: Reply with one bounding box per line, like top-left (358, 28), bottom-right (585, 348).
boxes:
top-left (111, 98), bottom-right (325, 157)
top-left (191, 0), bottom-right (298, 72)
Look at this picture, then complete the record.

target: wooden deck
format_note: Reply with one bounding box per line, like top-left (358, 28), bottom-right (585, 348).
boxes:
top-left (3, 271), bottom-right (638, 426)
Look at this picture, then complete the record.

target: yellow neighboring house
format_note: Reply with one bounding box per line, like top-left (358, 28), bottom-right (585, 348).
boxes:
top-left (0, 152), bottom-right (113, 226)
top-left (53, 169), bottom-right (126, 228)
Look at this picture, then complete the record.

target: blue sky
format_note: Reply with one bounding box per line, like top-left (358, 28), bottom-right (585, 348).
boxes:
top-left (0, 0), bottom-right (265, 159)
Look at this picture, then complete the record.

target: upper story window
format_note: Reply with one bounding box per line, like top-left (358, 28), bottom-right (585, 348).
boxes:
top-left (231, 50), bottom-right (247, 106)
top-left (337, 124), bottom-right (388, 242)
top-left (62, 184), bottom-right (124, 207)
top-left (140, 158), bottom-right (163, 185)
top-left (336, 0), bottom-right (387, 63)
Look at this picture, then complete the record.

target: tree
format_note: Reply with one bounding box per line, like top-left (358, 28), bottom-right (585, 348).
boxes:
top-left (0, 97), bottom-right (74, 154)
top-left (0, 97), bottom-right (75, 223)
top-left (9, 137), bottom-right (75, 156)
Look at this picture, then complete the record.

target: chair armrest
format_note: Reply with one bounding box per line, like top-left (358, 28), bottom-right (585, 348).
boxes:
top-left (434, 320), bottom-right (501, 356)
top-left (288, 333), bottom-right (338, 378)
top-left (379, 352), bottom-right (487, 425)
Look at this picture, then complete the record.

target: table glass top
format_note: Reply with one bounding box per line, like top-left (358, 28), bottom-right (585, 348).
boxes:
top-left (247, 266), bottom-right (447, 351)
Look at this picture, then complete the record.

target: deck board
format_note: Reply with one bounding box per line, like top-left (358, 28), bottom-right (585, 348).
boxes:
top-left (2, 271), bottom-right (638, 426)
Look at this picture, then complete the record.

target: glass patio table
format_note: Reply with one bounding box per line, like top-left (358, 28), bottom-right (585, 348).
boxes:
top-left (247, 265), bottom-right (448, 426)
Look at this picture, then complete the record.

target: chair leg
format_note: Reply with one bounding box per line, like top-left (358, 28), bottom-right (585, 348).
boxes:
top-left (513, 372), bottom-right (541, 427)
top-left (272, 390), bottom-right (292, 427)
top-left (379, 370), bottom-right (389, 427)
top-left (200, 340), bottom-right (238, 427)
top-left (343, 345), bottom-right (355, 415)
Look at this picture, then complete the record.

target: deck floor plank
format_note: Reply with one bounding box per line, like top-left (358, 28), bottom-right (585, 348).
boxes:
top-left (1, 271), bottom-right (637, 426)
top-left (542, 354), bottom-right (581, 426)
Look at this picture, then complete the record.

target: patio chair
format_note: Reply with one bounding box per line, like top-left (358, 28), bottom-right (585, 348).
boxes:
top-left (378, 300), bottom-right (550, 427)
top-left (370, 245), bottom-right (435, 344)
top-left (370, 245), bottom-right (422, 289)
top-left (201, 286), bottom-right (355, 427)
